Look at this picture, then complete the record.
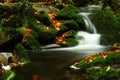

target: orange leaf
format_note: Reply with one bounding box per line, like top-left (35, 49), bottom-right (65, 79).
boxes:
top-left (86, 56), bottom-right (93, 62)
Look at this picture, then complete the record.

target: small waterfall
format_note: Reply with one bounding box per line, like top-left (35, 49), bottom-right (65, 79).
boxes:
top-left (76, 31), bottom-right (100, 45)
top-left (78, 12), bottom-right (97, 33)
top-left (43, 12), bottom-right (107, 54)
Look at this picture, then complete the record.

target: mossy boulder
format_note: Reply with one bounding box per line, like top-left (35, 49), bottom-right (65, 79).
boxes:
top-left (55, 4), bottom-right (80, 20)
top-left (55, 3), bottom-right (64, 10)
top-left (71, 52), bottom-right (120, 80)
top-left (37, 11), bottom-right (51, 26)
top-left (91, 10), bottom-right (120, 45)
top-left (0, 29), bottom-right (23, 52)
top-left (66, 4), bottom-right (80, 13)
top-left (65, 38), bottom-right (78, 47)
top-left (55, 4), bottom-right (85, 30)
top-left (74, 16), bottom-right (86, 30)
top-left (12, 43), bottom-right (29, 60)
top-left (62, 20), bottom-right (80, 31)
top-left (2, 15), bottom-right (22, 28)
top-left (87, 67), bottom-right (120, 80)
top-left (37, 28), bottom-right (56, 45)
top-left (57, 25), bottom-right (68, 35)
top-left (58, 38), bottom-right (78, 47)
top-left (57, 30), bottom-right (77, 47)
top-left (26, 34), bottom-right (41, 51)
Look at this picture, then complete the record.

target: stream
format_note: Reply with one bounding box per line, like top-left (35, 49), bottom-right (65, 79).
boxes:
top-left (15, 51), bottom-right (94, 80)
top-left (17, 49), bottom-right (106, 80)
top-left (16, 12), bottom-right (108, 80)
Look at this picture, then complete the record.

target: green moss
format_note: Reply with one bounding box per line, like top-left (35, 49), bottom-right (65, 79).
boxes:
top-left (57, 25), bottom-right (68, 35)
top-left (102, 0), bottom-right (120, 13)
top-left (77, 61), bottom-right (92, 68)
top-left (62, 20), bottom-right (80, 30)
top-left (105, 53), bottom-right (120, 65)
top-left (87, 67), bottom-right (120, 80)
top-left (37, 11), bottom-right (51, 26)
top-left (30, 30), bottom-right (39, 38)
top-left (0, 4), bottom-right (11, 18)
top-left (16, 27), bottom-right (25, 35)
top-left (76, 52), bottom-right (120, 68)
top-left (2, 71), bottom-right (15, 80)
top-left (74, 16), bottom-right (86, 30)
top-left (37, 28), bottom-right (56, 45)
top-left (55, 4), bottom-right (80, 20)
top-left (0, 29), bottom-right (23, 52)
top-left (55, 4), bottom-right (85, 30)
top-left (91, 10), bottom-right (120, 45)
top-left (2, 70), bottom-right (24, 80)
top-left (55, 3), bottom-right (64, 10)
top-left (67, 4), bottom-right (80, 13)
top-left (57, 38), bottom-right (78, 47)
top-left (12, 43), bottom-right (29, 60)
top-left (26, 34), bottom-right (41, 51)
top-left (65, 38), bottom-right (78, 47)
top-left (73, 52), bottom-right (120, 80)
top-left (114, 13), bottom-right (120, 29)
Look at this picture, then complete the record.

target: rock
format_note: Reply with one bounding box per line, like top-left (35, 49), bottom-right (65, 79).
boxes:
top-left (0, 54), bottom-right (8, 65)
top-left (0, 52), bottom-right (12, 65)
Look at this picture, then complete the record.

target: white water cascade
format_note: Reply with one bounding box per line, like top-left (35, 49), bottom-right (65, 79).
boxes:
top-left (43, 12), bottom-right (107, 54)
top-left (78, 12), bottom-right (97, 33)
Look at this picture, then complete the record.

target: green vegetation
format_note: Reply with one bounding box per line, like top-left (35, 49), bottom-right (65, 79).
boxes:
top-left (0, 0), bottom-right (120, 79)
top-left (2, 71), bottom-right (15, 80)
top-left (73, 52), bottom-right (120, 80)
top-left (0, 2), bottom-right (84, 59)
top-left (87, 67), bottom-right (120, 80)
top-left (37, 11), bottom-right (51, 26)
top-left (62, 20), bottom-right (79, 30)
top-left (91, 9), bottom-right (120, 45)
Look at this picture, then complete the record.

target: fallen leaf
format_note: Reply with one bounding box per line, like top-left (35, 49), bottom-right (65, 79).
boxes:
top-left (106, 66), bottom-right (110, 72)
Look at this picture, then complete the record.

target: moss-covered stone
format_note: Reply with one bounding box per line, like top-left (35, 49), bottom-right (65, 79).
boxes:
top-left (0, 29), bottom-right (23, 52)
top-left (37, 11), bottom-right (51, 26)
top-left (65, 38), bottom-right (78, 47)
top-left (71, 52), bottom-right (120, 80)
top-left (74, 16), bottom-right (86, 30)
top-left (2, 15), bottom-right (22, 28)
top-left (55, 4), bottom-right (80, 20)
top-left (55, 3), bottom-right (64, 10)
top-left (55, 4), bottom-right (85, 30)
top-left (91, 10), bottom-right (120, 45)
top-left (57, 30), bottom-right (77, 47)
top-left (57, 25), bottom-right (68, 36)
top-left (58, 38), bottom-right (78, 47)
top-left (37, 28), bottom-right (57, 45)
top-left (0, 4), bottom-right (11, 18)
top-left (26, 34), bottom-right (41, 51)
top-left (87, 67), bottom-right (120, 80)
top-left (12, 43), bottom-right (29, 60)
top-left (62, 20), bottom-right (80, 30)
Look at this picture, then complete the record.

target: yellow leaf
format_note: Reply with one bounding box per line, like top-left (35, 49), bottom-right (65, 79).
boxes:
top-left (106, 66), bottom-right (110, 72)
top-left (102, 55), bottom-right (107, 59)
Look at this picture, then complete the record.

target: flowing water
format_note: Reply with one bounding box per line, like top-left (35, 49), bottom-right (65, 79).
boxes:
top-left (18, 12), bottom-right (108, 80)
top-left (78, 12), bottom-right (97, 33)
top-left (43, 12), bottom-right (107, 54)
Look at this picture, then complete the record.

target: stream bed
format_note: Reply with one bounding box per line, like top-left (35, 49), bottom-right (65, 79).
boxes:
top-left (16, 50), bottom-right (106, 80)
